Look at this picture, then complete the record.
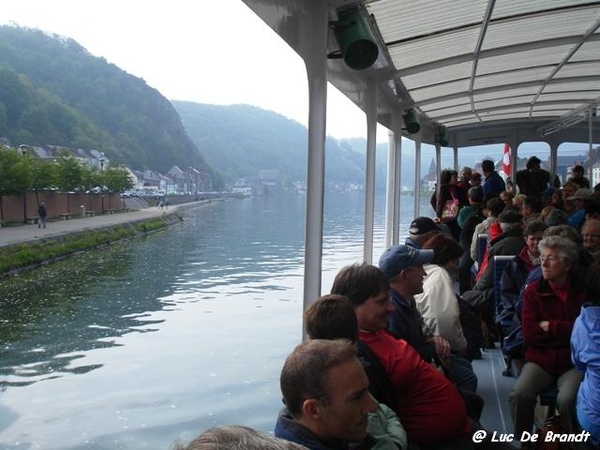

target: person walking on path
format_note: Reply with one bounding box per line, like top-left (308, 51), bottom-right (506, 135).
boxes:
top-left (37, 202), bottom-right (47, 229)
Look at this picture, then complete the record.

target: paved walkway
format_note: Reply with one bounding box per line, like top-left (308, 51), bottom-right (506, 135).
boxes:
top-left (0, 206), bottom-right (179, 248)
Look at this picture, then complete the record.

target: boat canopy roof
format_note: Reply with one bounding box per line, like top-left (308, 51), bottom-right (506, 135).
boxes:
top-left (244, 0), bottom-right (600, 148)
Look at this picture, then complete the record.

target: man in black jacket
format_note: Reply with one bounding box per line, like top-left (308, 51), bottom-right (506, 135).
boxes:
top-left (515, 156), bottom-right (550, 200)
top-left (380, 245), bottom-right (479, 395)
top-left (37, 202), bottom-right (47, 229)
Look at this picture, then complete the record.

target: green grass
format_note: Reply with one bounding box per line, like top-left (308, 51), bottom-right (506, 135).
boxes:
top-left (0, 215), bottom-right (180, 275)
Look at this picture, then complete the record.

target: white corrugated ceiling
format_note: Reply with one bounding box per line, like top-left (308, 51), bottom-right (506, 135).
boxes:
top-left (366, 0), bottom-right (600, 131)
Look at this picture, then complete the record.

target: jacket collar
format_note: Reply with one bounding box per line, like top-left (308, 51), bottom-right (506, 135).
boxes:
top-left (274, 408), bottom-right (374, 450)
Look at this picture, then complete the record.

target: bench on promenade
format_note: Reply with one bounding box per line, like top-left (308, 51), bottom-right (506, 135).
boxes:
top-left (105, 209), bottom-right (114, 215)
top-left (86, 211), bottom-right (96, 217)
top-left (59, 213), bottom-right (72, 220)
top-left (26, 216), bottom-right (39, 225)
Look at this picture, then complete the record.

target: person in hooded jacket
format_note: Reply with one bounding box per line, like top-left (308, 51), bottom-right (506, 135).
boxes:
top-left (571, 260), bottom-right (600, 447)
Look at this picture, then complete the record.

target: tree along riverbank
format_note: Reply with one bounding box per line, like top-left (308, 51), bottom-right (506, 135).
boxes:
top-left (0, 212), bottom-right (182, 277)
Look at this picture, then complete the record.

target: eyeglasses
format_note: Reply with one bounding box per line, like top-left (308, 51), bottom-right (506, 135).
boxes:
top-left (540, 256), bottom-right (560, 264)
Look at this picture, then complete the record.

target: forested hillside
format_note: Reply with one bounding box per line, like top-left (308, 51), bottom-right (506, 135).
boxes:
top-left (173, 101), bottom-right (378, 186)
top-left (0, 25), bottom-right (210, 176)
top-left (0, 25), bottom-right (400, 190)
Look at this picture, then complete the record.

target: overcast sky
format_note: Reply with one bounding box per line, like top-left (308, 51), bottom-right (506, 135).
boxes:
top-left (0, 0), bottom-right (383, 142)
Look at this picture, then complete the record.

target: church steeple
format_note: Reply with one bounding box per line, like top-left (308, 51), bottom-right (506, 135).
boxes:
top-left (428, 157), bottom-right (437, 176)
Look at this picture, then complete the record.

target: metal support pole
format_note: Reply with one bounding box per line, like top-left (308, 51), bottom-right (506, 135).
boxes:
top-left (589, 106), bottom-right (594, 183)
top-left (385, 128), bottom-right (402, 247)
top-left (385, 131), bottom-right (396, 249)
top-left (434, 142), bottom-right (441, 218)
top-left (301, 1), bottom-right (328, 338)
top-left (414, 133), bottom-right (422, 217)
top-left (395, 132), bottom-right (402, 244)
top-left (364, 78), bottom-right (377, 264)
top-left (453, 145), bottom-right (458, 171)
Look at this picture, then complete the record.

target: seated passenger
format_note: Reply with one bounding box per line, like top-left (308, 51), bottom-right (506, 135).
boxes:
top-left (498, 222), bottom-right (546, 369)
top-left (304, 294), bottom-right (408, 450)
top-left (405, 217), bottom-right (441, 249)
top-left (498, 221), bottom-right (547, 330)
top-left (512, 194), bottom-right (527, 213)
top-left (509, 236), bottom-right (585, 442)
top-left (571, 261), bottom-right (600, 446)
top-left (519, 224), bottom-right (594, 295)
top-left (274, 339), bottom-right (377, 450)
top-left (173, 425), bottom-right (306, 450)
top-left (543, 208), bottom-right (569, 227)
top-left (568, 164), bottom-right (590, 190)
top-left (500, 190), bottom-right (514, 208)
top-left (521, 197), bottom-right (542, 224)
top-left (566, 188), bottom-right (595, 230)
top-left (416, 234), bottom-right (468, 356)
top-left (538, 205), bottom-right (554, 224)
top-left (458, 187), bottom-right (486, 293)
top-left (331, 262), bottom-right (473, 447)
top-left (582, 218), bottom-right (600, 260)
top-left (463, 210), bottom-right (525, 310)
top-left (469, 197), bottom-right (505, 267)
top-left (559, 182), bottom-right (578, 215)
top-left (380, 244), bottom-right (478, 393)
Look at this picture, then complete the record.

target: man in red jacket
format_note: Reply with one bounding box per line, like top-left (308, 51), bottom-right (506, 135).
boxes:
top-left (331, 260), bottom-right (473, 447)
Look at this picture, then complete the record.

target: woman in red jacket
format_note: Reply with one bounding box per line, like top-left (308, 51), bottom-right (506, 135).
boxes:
top-left (508, 235), bottom-right (585, 445)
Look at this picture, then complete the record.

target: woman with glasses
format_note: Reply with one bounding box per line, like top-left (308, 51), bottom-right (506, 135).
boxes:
top-left (508, 236), bottom-right (585, 447)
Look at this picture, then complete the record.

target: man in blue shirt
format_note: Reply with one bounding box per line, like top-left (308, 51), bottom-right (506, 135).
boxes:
top-left (481, 159), bottom-right (505, 197)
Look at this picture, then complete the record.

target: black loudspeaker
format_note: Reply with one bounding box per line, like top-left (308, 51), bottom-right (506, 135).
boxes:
top-left (403, 109), bottom-right (420, 134)
top-left (333, 12), bottom-right (379, 70)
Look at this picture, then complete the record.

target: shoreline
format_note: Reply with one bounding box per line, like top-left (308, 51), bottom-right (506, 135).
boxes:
top-left (0, 200), bottom-right (218, 276)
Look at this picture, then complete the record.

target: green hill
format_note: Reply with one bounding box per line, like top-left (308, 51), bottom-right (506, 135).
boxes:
top-left (0, 24), bottom-right (400, 191)
top-left (172, 101), bottom-right (370, 185)
top-left (0, 25), bottom-right (211, 177)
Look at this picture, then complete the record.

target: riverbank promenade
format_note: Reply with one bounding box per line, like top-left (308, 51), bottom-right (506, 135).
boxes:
top-left (0, 206), bottom-right (178, 248)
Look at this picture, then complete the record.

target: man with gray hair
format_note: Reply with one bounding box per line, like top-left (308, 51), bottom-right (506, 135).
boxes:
top-left (582, 218), bottom-right (600, 260)
top-left (275, 339), bottom-right (378, 450)
top-left (456, 166), bottom-right (472, 200)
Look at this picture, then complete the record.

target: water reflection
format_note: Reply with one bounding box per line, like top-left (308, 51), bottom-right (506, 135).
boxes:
top-left (0, 242), bottom-right (169, 389)
top-left (0, 194), bottom-right (422, 450)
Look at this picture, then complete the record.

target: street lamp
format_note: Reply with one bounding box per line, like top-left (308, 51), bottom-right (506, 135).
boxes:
top-left (100, 157), bottom-right (105, 214)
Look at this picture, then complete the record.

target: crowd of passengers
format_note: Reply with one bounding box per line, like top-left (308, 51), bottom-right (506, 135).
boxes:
top-left (173, 159), bottom-right (600, 450)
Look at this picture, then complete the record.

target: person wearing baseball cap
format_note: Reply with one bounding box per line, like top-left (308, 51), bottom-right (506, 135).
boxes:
top-left (405, 217), bottom-right (441, 249)
top-left (567, 188), bottom-right (595, 230)
top-left (379, 244), bottom-right (479, 397)
top-left (379, 243), bottom-right (435, 278)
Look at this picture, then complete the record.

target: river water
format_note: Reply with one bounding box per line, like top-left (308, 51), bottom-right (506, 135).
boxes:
top-left (0, 193), bottom-right (432, 450)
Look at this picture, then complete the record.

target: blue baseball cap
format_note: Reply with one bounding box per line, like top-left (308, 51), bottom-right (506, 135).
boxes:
top-left (378, 245), bottom-right (434, 278)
